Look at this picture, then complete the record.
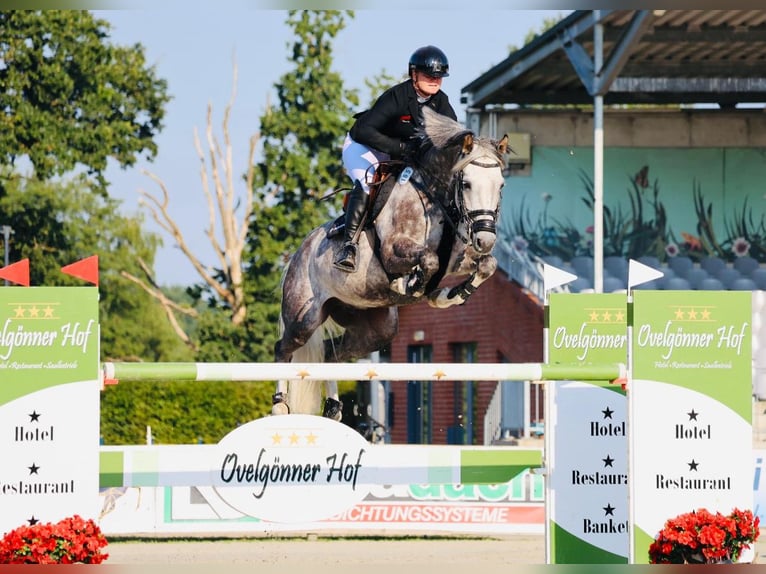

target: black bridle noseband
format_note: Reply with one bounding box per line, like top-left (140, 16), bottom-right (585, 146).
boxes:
top-left (403, 148), bottom-right (503, 246)
top-left (450, 157), bottom-right (503, 244)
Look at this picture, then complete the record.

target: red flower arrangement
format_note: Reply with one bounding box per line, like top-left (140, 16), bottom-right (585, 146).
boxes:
top-left (649, 507), bottom-right (760, 564)
top-left (0, 515), bottom-right (109, 564)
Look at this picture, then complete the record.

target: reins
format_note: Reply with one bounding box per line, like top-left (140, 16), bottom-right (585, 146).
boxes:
top-left (411, 151), bottom-right (503, 245)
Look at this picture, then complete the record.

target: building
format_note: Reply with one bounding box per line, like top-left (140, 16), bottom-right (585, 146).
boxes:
top-left (379, 10), bottom-right (766, 445)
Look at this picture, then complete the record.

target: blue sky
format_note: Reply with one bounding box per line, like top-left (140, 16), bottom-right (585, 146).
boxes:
top-left (95, 10), bottom-right (568, 285)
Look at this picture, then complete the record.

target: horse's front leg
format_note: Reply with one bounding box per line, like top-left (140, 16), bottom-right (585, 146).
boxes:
top-left (428, 255), bottom-right (497, 309)
top-left (382, 238), bottom-right (439, 297)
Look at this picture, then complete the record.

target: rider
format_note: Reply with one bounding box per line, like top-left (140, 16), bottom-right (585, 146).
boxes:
top-left (333, 45), bottom-right (458, 273)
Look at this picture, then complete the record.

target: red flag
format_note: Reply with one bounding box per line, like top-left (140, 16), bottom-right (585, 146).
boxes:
top-left (0, 258), bottom-right (30, 286)
top-left (61, 255), bottom-right (99, 286)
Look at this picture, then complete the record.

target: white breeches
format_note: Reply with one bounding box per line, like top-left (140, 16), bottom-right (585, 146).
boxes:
top-left (342, 133), bottom-right (390, 195)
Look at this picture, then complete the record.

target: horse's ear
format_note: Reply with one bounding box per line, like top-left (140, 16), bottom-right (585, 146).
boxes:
top-left (461, 133), bottom-right (474, 155)
top-left (497, 134), bottom-right (509, 155)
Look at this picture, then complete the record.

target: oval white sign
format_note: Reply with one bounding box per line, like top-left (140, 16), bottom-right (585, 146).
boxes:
top-left (212, 414), bottom-right (372, 523)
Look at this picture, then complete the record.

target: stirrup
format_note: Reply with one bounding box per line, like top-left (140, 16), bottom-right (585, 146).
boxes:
top-left (334, 243), bottom-right (357, 272)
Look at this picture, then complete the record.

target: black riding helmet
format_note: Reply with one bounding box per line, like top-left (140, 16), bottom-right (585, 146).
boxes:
top-left (408, 45), bottom-right (450, 78)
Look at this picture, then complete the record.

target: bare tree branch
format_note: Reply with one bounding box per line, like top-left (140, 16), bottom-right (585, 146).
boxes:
top-left (135, 58), bottom-right (257, 343)
top-left (120, 269), bottom-right (199, 351)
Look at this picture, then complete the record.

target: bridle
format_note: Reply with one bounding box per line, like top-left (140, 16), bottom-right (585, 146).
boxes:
top-left (396, 146), bottom-right (504, 246)
top-left (449, 154), bottom-right (504, 245)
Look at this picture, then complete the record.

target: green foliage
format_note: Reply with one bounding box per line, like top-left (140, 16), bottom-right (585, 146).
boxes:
top-left (522, 14), bottom-right (566, 45)
top-left (194, 309), bottom-right (276, 362)
top-left (236, 10), bottom-right (359, 362)
top-left (0, 11), bottom-right (169, 191)
top-left (100, 379), bottom-right (362, 445)
top-left (100, 380), bottom-right (273, 444)
top-left (363, 69), bottom-right (401, 107)
top-left (254, 10), bottom-right (357, 210)
top-left (0, 174), bottom-right (191, 362)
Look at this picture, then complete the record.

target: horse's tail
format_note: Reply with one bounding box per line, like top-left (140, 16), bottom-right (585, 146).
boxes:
top-left (280, 315), bottom-right (344, 415)
top-left (276, 261), bottom-right (343, 415)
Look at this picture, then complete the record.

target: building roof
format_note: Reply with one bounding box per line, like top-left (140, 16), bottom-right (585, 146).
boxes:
top-left (461, 10), bottom-right (766, 109)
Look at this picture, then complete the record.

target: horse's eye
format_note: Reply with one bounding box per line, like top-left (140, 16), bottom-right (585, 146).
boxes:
top-left (462, 181), bottom-right (472, 191)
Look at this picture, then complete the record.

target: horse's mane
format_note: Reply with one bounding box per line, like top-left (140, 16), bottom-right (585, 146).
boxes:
top-left (418, 107), bottom-right (504, 166)
top-left (419, 107), bottom-right (466, 149)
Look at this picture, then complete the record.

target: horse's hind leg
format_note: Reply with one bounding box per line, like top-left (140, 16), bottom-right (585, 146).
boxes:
top-left (322, 381), bottom-right (342, 421)
top-left (272, 279), bottom-right (325, 415)
top-left (326, 307), bottom-right (399, 362)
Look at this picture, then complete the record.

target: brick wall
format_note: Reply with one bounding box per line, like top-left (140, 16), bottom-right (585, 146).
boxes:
top-left (387, 270), bottom-right (544, 444)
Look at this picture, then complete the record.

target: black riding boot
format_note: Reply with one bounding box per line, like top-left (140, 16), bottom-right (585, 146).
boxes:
top-left (333, 181), bottom-right (368, 272)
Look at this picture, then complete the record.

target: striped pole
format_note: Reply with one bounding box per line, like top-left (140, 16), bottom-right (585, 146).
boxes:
top-left (102, 361), bottom-right (626, 385)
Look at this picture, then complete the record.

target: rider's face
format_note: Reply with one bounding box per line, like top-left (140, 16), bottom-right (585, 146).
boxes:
top-left (412, 71), bottom-right (443, 98)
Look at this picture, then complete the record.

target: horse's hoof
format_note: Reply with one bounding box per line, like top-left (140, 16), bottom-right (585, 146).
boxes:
top-left (390, 271), bottom-right (425, 297)
top-left (271, 392), bottom-right (289, 416)
top-left (322, 398), bottom-right (343, 422)
top-left (390, 277), bottom-right (406, 295)
top-left (272, 403), bottom-right (290, 416)
top-left (406, 268), bottom-right (425, 297)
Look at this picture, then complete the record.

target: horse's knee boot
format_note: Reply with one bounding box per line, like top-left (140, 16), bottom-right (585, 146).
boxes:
top-left (322, 397), bottom-right (343, 422)
top-left (271, 392), bottom-right (289, 416)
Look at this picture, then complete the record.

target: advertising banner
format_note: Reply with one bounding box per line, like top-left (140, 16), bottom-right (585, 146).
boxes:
top-left (0, 287), bottom-right (100, 535)
top-left (98, 445), bottom-right (545, 536)
top-left (99, 417), bottom-right (543, 528)
top-left (547, 292), bottom-right (629, 563)
top-left (630, 290), bottom-right (752, 563)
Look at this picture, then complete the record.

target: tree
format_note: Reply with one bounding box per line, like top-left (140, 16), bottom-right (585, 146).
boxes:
top-left (128, 62), bottom-right (258, 353)
top-left (0, 174), bottom-right (192, 362)
top-left (128, 11), bottom-right (359, 363)
top-left (242, 10), bottom-right (359, 361)
top-left (363, 69), bottom-right (401, 107)
top-left (0, 11), bottom-right (169, 191)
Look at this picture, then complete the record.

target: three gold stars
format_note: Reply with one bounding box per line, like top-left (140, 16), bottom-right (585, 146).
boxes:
top-left (587, 308), bottom-right (626, 323)
top-left (672, 307), bottom-right (714, 321)
top-left (10, 304), bottom-right (57, 319)
top-left (271, 431), bottom-right (319, 446)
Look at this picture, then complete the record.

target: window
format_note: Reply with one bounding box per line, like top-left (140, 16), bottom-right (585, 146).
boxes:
top-left (451, 343), bottom-right (477, 445)
top-left (406, 344), bottom-right (432, 444)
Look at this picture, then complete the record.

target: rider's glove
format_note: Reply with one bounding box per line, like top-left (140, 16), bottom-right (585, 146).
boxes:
top-left (399, 138), bottom-right (419, 164)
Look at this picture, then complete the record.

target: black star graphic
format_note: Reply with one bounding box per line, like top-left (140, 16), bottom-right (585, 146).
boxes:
top-left (687, 409), bottom-right (699, 421)
top-left (602, 455), bottom-right (615, 467)
top-left (28, 411), bottom-right (40, 422)
top-left (688, 460), bottom-right (699, 471)
top-left (28, 463), bottom-right (40, 475)
top-left (603, 504), bottom-right (615, 516)
top-left (602, 407), bottom-right (614, 419)
top-left (28, 516), bottom-right (39, 526)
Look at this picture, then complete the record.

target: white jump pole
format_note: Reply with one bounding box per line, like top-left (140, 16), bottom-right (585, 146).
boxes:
top-left (102, 361), bottom-right (626, 385)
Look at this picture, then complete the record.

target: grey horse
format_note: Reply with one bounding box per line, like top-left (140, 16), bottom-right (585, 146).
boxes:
top-left (272, 107), bottom-right (508, 419)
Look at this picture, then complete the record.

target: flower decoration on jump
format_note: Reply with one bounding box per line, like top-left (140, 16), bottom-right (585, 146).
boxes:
top-left (648, 507), bottom-right (759, 564)
top-left (0, 515), bottom-right (109, 564)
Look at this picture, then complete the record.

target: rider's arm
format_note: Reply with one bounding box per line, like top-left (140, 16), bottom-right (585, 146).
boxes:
top-left (349, 87), bottom-right (409, 159)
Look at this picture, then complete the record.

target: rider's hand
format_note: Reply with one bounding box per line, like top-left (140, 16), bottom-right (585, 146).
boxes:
top-left (399, 138), bottom-right (419, 163)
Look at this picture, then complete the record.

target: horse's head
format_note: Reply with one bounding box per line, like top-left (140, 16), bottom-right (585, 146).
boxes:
top-left (452, 134), bottom-right (507, 254)
top-left (419, 107), bottom-right (508, 255)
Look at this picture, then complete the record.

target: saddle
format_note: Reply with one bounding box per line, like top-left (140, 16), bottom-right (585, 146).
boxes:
top-left (327, 162), bottom-right (454, 294)
top-left (327, 161), bottom-right (412, 238)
